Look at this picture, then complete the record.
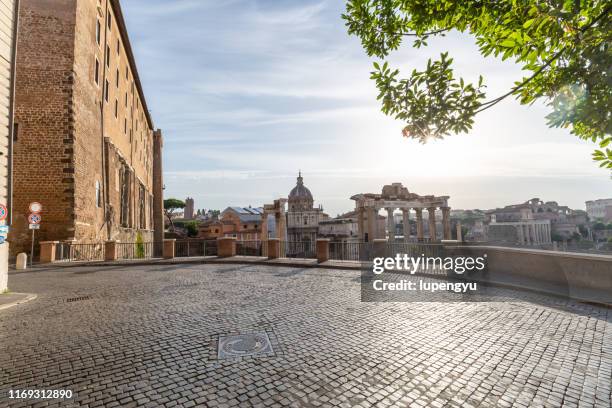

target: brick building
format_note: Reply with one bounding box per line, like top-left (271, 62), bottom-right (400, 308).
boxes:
top-left (10, 0), bottom-right (163, 255)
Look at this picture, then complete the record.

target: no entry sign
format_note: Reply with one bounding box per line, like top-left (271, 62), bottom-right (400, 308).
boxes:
top-left (28, 213), bottom-right (41, 224)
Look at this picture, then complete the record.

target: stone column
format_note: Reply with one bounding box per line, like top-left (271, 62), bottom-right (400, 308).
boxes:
top-left (366, 207), bottom-right (376, 242)
top-left (517, 224), bottom-right (524, 245)
top-left (316, 238), bottom-right (330, 263)
top-left (275, 212), bottom-right (287, 242)
top-left (39, 241), bottom-right (58, 264)
top-left (104, 240), bottom-right (118, 261)
top-left (456, 222), bottom-right (463, 242)
top-left (163, 239), bottom-right (175, 259)
top-left (261, 212), bottom-right (269, 241)
top-left (267, 238), bottom-right (280, 259)
top-left (428, 207), bottom-right (437, 241)
top-left (402, 209), bottom-right (410, 242)
top-left (415, 208), bottom-right (424, 241)
top-left (386, 208), bottom-right (395, 242)
top-left (441, 207), bottom-right (451, 240)
top-left (530, 224), bottom-right (537, 245)
top-left (358, 207), bottom-right (365, 241)
top-left (152, 130), bottom-right (165, 250)
top-left (218, 237), bottom-right (236, 257)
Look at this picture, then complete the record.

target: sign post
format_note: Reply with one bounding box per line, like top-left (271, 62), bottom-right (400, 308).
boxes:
top-left (28, 203), bottom-right (42, 267)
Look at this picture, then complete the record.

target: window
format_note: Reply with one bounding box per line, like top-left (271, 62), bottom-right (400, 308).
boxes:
top-left (116, 39), bottom-right (120, 54)
top-left (95, 181), bottom-right (101, 208)
top-left (139, 184), bottom-right (146, 229)
top-left (125, 92), bottom-right (128, 107)
top-left (114, 99), bottom-right (118, 118)
top-left (125, 67), bottom-right (129, 80)
top-left (96, 20), bottom-right (101, 45)
top-left (105, 45), bottom-right (110, 67)
top-left (107, 10), bottom-right (112, 29)
top-left (119, 166), bottom-right (130, 227)
top-left (94, 58), bottom-right (100, 85)
top-left (104, 80), bottom-right (109, 102)
top-left (116, 68), bottom-right (119, 88)
top-left (124, 118), bottom-right (127, 134)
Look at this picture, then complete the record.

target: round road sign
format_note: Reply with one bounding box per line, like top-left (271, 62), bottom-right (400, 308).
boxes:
top-left (0, 204), bottom-right (7, 221)
top-left (28, 213), bottom-right (41, 224)
top-left (29, 202), bottom-right (42, 213)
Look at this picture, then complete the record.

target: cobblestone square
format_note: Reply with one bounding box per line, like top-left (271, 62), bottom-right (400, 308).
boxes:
top-left (1, 264), bottom-right (611, 407)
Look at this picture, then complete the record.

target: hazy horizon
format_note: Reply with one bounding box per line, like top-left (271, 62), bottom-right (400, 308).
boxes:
top-left (122, 0), bottom-right (611, 216)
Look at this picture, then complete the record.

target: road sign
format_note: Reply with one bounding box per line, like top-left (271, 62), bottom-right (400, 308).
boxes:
top-left (28, 214), bottom-right (41, 224)
top-left (29, 224), bottom-right (40, 230)
top-left (0, 225), bottom-right (8, 233)
top-left (0, 236), bottom-right (4, 244)
top-left (0, 204), bottom-right (7, 221)
top-left (29, 202), bottom-right (42, 213)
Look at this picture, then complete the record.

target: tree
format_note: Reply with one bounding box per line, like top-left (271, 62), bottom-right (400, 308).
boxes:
top-left (184, 221), bottom-right (199, 237)
top-left (343, 1), bottom-right (612, 169)
top-left (163, 198), bottom-right (185, 232)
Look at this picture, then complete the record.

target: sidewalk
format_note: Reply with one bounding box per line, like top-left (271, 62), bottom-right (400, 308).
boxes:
top-left (0, 292), bottom-right (37, 311)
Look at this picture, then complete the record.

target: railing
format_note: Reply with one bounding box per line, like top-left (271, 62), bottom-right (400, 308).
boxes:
top-left (236, 240), bottom-right (263, 256)
top-left (329, 242), bottom-right (372, 262)
top-left (55, 242), bottom-right (104, 262)
top-left (282, 241), bottom-right (316, 259)
top-left (175, 239), bottom-right (218, 257)
top-left (117, 242), bottom-right (162, 260)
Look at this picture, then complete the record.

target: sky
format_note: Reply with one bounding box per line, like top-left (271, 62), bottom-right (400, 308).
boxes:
top-left (122, 0), bottom-right (610, 217)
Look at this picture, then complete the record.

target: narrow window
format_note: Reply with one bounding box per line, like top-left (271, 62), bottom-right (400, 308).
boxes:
top-left (116, 39), bottom-right (120, 54)
top-left (116, 68), bottom-right (119, 88)
top-left (104, 80), bottom-right (109, 102)
top-left (125, 67), bottom-right (129, 80)
top-left (125, 92), bottom-right (128, 107)
top-left (96, 20), bottom-right (101, 45)
top-left (106, 45), bottom-right (110, 67)
top-left (94, 58), bottom-right (100, 85)
top-left (107, 10), bottom-right (112, 29)
top-left (95, 180), bottom-right (101, 208)
top-left (124, 118), bottom-right (127, 134)
top-left (114, 99), bottom-right (118, 118)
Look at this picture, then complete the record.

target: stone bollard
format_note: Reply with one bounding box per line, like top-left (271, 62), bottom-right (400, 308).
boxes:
top-left (163, 239), bottom-right (175, 259)
top-left (39, 241), bottom-right (58, 264)
top-left (372, 239), bottom-right (388, 259)
top-left (316, 239), bottom-right (330, 263)
top-left (267, 239), bottom-right (280, 259)
top-left (104, 240), bottom-right (118, 261)
top-left (217, 237), bottom-right (236, 258)
top-left (15, 253), bottom-right (27, 270)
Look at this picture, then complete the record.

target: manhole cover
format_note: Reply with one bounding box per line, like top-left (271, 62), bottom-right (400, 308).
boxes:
top-left (217, 332), bottom-right (273, 359)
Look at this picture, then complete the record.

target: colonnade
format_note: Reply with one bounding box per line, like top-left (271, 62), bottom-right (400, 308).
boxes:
top-left (357, 206), bottom-right (452, 242)
top-left (516, 221), bottom-right (551, 245)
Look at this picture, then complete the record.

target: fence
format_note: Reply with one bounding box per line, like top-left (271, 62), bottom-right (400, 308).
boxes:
top-left (236, 240), bottom-right (263, 256)
top-left (117, 242), bottom-right (163, 260)
top-left (175, 239), bottom-right (218, 257)
top-left (55, 242), bottom-right (104, 262)
top-left (282, 241), bottom-right (316, 259)
top-left (329, 242), bottom-right (371, 261)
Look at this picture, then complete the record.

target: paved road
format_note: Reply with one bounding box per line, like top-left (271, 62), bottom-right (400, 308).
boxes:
top-left (1, 264), bottom-right (611, 407)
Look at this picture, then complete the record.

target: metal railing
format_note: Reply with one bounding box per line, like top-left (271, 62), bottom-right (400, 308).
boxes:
top-left (329, 242), bottom-right (372, 262)
top-left (236, 240), bottom-right (263, 256)
top-left (117, 242), bottom-right (162, 260)
top-left (175, 239), bottom-right (218, 257)
top-left (282, 241), bottom-right (316, 259)
top-left (55, 242), bottom-right (104, 262)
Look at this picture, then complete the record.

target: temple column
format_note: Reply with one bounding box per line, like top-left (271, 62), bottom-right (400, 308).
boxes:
top-left (402, 209), bottom-right (410, 242)
top-left (275, 211), bottom-right (286, 242)
top-left (386, 208), bottom-right (395, 242)
top-left (517, 223), bottom-right (524, 245)
top-left (366, 207), bottom-right (376, 242)
top-left (441, 207), bottom-right (451, 240)
top-left (358, 207), bottom-right (365, 241)
top-left (428, 207), bottom-right (437, 241)
top-left (261, 212), bottom-right (269, 241)
top-left (415, 208), bottom-right (424, 241)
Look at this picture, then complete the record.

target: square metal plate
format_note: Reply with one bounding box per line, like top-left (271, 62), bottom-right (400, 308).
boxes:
top-left (217, 332), bottom-right (273, 359)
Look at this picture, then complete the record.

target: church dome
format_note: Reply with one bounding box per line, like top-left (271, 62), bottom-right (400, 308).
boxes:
top-left (289, 172), bottom-right (313, 201)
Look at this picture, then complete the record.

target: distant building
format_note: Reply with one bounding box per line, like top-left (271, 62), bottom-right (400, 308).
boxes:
top-left (318, 211), bottom-right (359, 242)
top-left (286, 172), bottom-right (329, 244)
top-left (184, 197), bottom-right (195, 220)
top-left (198, 206), bottom-right (274, 241)
top-left (586, 198), bottom-right (612, 222)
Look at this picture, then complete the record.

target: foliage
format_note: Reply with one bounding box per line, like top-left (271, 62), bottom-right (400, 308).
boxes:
top-left (551, 232), bottom-right (564, 242)
top-left (592, 221), bottom-right (606, 230)
top-left (184, 221), bottom-right (199, 237)
top-left (343, 0), bottom-right (612, 169)
top-left (135, 232), bottom-right (145, 259)
top-left (163, 198), bottom-right (185, 232)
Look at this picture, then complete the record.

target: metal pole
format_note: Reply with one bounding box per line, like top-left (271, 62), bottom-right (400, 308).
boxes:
top-left (30, 228), bottom-right (34, 267)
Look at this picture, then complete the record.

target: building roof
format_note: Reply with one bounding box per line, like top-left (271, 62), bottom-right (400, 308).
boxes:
top-left (222, 206), bottom-right (264, 223)
top-left (288, 171), bottom-right (313, 201)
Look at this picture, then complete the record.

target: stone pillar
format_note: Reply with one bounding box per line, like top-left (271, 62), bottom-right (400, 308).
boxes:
top-left (261, 212), bottom-right (269, 241)
top-left (275, 212), bottom-right (287, 242)
top-left (15, 253), bottom-right (27, 270)
top-left (39, 241), bottom-right (58, 264)
top-left (104, 240), bottom-right (118, 261)
top-left (428, 207), bottom-right (437, 241)
top-left (366, 207), bottom-right (376, 242)
top-left (218, 237), bottom-right (236, 257)
top-left (530, 224), bottom-right (537, 245)
top-left (415, 208), bottom-right (424, 241)
top-left (163, 239), bottom-right (175, 259)
top-left (441, 207), bottom-right (451, 240)
top-left (372, 238), bottom-right (388, 259)
top-left (456, 222), bottom-right (463, 242)
top-left (267, 238), bottom-right (280, 259)
top-left (386, 208), bottom-right (395, 242)
top-left (517, 224), bottom-right (524, 245)
top-left (358, 207), bottom-right (365, 241)
top-left (402, 209), bottom-right (410, 242)
top-left (153, 130), bottom-right (165, 251)
top-left (523, 224), bottom-right (531, 245)
top-left (316, 238), bottom-right (330, 263)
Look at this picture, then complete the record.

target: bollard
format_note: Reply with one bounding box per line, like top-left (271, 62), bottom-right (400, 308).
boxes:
top-left (163, 239), bottom-right (176, 259)
top-left (39, 241), bottom-right (58, 264)
top-left (267, 239), bottom-right (280, 259)
top-left (16, 252), bottom-right (27, 270)
top-left (217, 237), bottom-right (236, 257)
top-left (316, 239), bottom-right (330, 263)
top-left (104, 240), bottom-right (118, 261)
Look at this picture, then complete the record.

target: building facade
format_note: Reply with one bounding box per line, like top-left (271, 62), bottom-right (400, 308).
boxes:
top-left (286, 172), bottom-right (329, 244)
top-left (184, 197), bottom-right (194, 220)
top-left (10, 0), bottom-right (163, 254)
top-left (0, 0), bottom-right (18, 290)
top-left (198, 206), bottom-right (275, 241)
top-left (586, 198), bottom-right (612, 222)
top-left (318, 211), bottom-right (359, 243)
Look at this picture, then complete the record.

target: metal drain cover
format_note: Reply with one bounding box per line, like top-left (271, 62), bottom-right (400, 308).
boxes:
top-left (218, 332), bottom-right (273, 359)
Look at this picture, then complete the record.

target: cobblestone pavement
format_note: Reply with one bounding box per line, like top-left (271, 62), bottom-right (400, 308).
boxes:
top-left (1, 264), bottom-right (611, 407)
